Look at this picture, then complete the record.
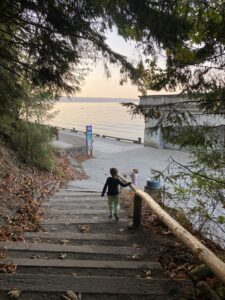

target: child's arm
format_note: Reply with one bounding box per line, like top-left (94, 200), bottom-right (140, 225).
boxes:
top-left (117, 178), bottom-right (131, 188)
top-left (101, 178), bottom-right (109, 196)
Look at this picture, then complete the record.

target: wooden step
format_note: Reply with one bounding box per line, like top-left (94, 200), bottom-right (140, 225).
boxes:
top-left (0, 241), bottom-right (145, 255)
top-left (50, 193), bottom-right (101, 199)
top-left (40, 223), bottom-right (130, 235)
top-left (48, 199), bottom-right (107, 205)
top-left (0, 274), bottom-right (166, 295)
top-left (24, 232), bottom-right (131, 241)
top-left (46, 205), bottom-right (108, 214)
top-left (45, 209), bottom-right (115, 215)
top-left (49, 198), bottom-right (104, 202)
top-left (58, 189), bottom-right (99, 192)
top-left (0, 186), bottom-right (192, 299)
top-left (40, 218), bottom-right (129, 224)
top-left (50, 192), bottom-right (102, 196)
top-left (44, 203), bottom-right (108, 209)
top-left (0, 258), bottom-right (162, 270)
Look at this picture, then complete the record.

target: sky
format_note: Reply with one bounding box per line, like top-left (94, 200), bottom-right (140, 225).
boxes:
top-left (76, 30), bottom-right (174, 99)
top-left (73, 28), bottom-right (177, 99)
top-left (76, 30), bottom-right (141, 99)
top-left (77, 64), bottom-right (140, 99)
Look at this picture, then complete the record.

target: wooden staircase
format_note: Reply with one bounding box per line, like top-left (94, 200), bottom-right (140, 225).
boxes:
top-left (0, 188), bottom-right (192, 299)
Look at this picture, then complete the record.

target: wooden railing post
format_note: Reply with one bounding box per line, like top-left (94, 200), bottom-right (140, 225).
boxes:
top-left (133, 194), bottom-right (142, 228)
top-left (56, 128), bottom-right (59, 141)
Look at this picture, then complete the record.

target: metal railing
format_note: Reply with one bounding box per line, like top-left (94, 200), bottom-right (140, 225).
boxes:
top-left (102, 134), bottom-right (142, 144)
top-left (118, 174), bottom-right (225, 284)
top-left (52, 126), bottom-right (142, 144)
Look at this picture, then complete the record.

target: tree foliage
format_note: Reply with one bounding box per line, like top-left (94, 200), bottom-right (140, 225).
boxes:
top-left (126, 1), bottom-right (225, 245)
top-left (0, 0), bottom-right (191, 94)
top-left (0, 0), bottom-right (192, 169)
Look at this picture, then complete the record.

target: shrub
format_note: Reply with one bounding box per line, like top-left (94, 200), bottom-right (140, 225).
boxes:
top-left (11, 121), bottom-right (54, 171)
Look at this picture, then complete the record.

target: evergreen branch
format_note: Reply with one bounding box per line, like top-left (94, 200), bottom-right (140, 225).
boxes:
top-left (207, 215), bottom-right (225, 235)
top-left (0, 62), bottom-right (21, 77)
top-left (169, 156), bottom-right (225, 185)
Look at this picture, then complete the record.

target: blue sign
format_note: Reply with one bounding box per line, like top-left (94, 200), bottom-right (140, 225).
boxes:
top-left (86, 125), bottom-right (93, 154)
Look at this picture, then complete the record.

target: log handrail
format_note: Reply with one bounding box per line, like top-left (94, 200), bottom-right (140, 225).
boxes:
top-left (118, 174), bottom-right (225, 284)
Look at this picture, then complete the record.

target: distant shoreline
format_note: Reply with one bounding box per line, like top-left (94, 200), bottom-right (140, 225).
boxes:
top-left (58, 96), bottom-right (138, 103)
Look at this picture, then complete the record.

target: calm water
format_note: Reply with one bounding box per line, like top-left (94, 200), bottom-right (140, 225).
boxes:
top-left (47, 98), bottom-right (145, 141)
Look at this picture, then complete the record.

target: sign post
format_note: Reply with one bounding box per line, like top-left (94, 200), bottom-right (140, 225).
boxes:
top-left (86, 125), bottom-right (93, 156)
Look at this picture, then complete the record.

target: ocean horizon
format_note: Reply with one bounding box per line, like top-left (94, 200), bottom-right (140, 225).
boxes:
top-left (48, 97), bottom-right (144, 141)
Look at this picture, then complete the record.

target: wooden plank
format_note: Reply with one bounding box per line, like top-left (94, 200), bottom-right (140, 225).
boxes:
top-left (51, 193), bottom-right (101, 199)
top-left (23, 232), bottom-right (132, 241)
top-left (42, 215), bottom-right (127, 221)
top-left (0, 274), bottom-right (165, 295)
top-left (0, 242), bottom-right (145, 255)
top-left (40, 218), bottom-right (128, 224)
top-left (17, 230), bottom-right (131, 240)
top-left (0, 258), bottom-right (162, 270)
top-left (44, 206), bottom-right (108, 211)
top-left (48, 198), bottom-right (106, 203)
top-left (45, 203), bottom-right (107, 208)
top-left (46, 209), bottom-right (123, 214)
top-left (57, 190), bottom-right (99, 195)
top-left (45, 210), bottom-right (118, 215)
top-left (44, 209), bottom-right (126, 218)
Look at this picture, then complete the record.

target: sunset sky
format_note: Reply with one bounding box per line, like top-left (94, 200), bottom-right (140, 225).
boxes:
top-left (77, 30), bottom-right (144, 99)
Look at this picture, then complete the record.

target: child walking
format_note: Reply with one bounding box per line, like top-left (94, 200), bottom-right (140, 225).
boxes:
top-left (130, 169), bottom-right (139, 186)
top-left (101, 168), bottom-right (131, 220)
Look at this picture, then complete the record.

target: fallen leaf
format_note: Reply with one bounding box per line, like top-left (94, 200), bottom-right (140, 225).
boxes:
top-left (30, 255), bottom-right (41, 259)
top-left (131, 254), bottom-right (141, 260)
top-left (132, 243), bottom-right (141, 248)
top-left (137, 269), bottom-right (153, 279)
top-left (32, 237), bottom-right (41, 243)
top-left (59, 253), bottom-right (67, 259)
top-left (61, 290), bottom-right (82, 300)
top-left (78, 225), bottom-right (90, 234)
top-left (6, 263), bottom-right (17, 273)
top-left (8, 288), bottom-right (21, 299)
top-left (60, 240), bottom-right (69, 244)
top-left (0, 251), bottom-right (6, 258)
top-left (162, 230), bottom-right (172, 235)
top-left (144, 270), bottom-right (152, 279)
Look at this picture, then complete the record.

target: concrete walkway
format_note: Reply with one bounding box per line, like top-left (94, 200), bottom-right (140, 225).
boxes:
top-left (67, 136), bottom-right (190, 192)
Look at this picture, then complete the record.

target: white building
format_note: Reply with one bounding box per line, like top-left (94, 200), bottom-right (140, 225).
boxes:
top-left (139, 94), bottom-right (225, 149)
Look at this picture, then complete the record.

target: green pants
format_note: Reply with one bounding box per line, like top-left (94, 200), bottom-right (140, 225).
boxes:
top-left (108, 195), bottom-right (120, 215)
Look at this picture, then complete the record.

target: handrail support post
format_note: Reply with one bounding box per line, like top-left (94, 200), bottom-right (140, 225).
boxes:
top-left (133, 194), bottom-right (142, 228)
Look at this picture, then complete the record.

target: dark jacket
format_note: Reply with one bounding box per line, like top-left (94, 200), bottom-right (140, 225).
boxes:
top-left (101, 177), bottom-right (130, 196)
